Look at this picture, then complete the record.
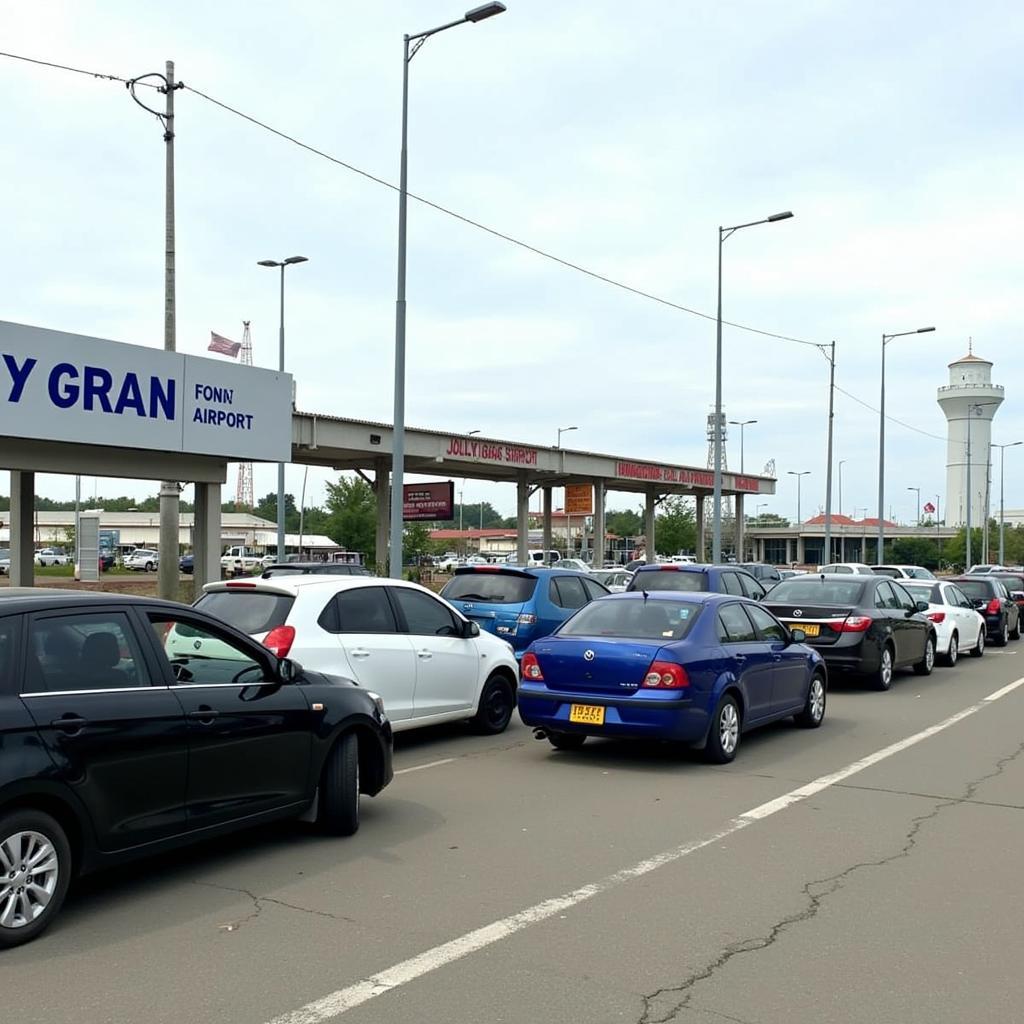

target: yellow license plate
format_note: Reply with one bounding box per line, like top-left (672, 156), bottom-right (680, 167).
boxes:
top-left (569, 704), bottom-right (605, 725)
top-left (791, 623), bottom-right (820, 637)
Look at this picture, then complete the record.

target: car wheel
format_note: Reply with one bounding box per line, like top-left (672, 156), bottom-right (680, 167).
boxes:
top-left (871, 644), bottom-right (895, 691)
top-left (1012, 615), bottom-right (1022, 641)
top-left (942, 631), bottom-right (959, 667)
top-left (914, 634), bottom-right (936, 676)
top-left (794, 672), bottom-right (826, 728)
top-left (547, 731), bottom-right (587, 751)
top-left (971, 628), bottom-right (986, 658)
top-left (317, 732), bottom-right (360, 836)
top-left (995, 619), bottom-right (1009, 647)
top-left (0, 810), bottom-right (71, 949)
top-left (145, 562), bottom-right (154, 573)
top-left (704, 694), bottom-right (741, 764)
top-left (470, 674), bottom-right (515, 735)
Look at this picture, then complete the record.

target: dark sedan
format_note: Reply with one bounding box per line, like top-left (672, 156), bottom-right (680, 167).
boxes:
top-left (0, 589), bottom-right (393, 948)
top-left (762, 574), bottom-right (937, 690)
top-left (626, 564), bottom-right (767, 600)
top-left (948, 576), bottom-right (1021, 646)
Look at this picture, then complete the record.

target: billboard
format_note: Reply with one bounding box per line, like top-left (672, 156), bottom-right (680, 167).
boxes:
top-left (403, 481), bottom-right (455, 522)
top-left (564, 484), bottom-right (594, 516)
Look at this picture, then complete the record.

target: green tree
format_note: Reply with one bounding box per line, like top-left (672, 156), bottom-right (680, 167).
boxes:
top-left (889, 537), bottom-right (943, 570)
top-left (253, 491), bottom-right (301, 532)
top-left (403, 522), bottom-right (433, 563)
top-left (655, 497), bottom-right (697, 556)
top-left (750, 512), bottom-right (790, 526)
top-left (606, 508), bottom-right (642, 538)
top-left (323, 477), bottom-right (378, 566)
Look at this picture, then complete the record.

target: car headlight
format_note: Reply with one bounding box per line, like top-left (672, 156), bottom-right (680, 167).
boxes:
top-left (366, 691), bottom-right (387, 720)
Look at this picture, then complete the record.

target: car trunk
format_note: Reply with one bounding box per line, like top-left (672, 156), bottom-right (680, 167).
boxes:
top-left (762, 600), bottom-right (859, 646)
top-left (533, 638), bottom-right (664, 694)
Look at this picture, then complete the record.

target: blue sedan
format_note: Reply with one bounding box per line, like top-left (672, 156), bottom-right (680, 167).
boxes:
top-left (517, 592), bottom-right (826, 763)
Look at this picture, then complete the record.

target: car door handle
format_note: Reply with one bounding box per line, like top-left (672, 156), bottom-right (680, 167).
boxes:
top-left (733, 654), bottom-right (747, 663)
top-left (772, 654), bottom-right (782, 662)
top-left (51, 716), bottom-right (87, 733)
top-left (417, 650), bottom-right (433, 660)
top-left (350, 648), bottom-right (371, 659)
top-left (187, 708), bottom-right (220, 724)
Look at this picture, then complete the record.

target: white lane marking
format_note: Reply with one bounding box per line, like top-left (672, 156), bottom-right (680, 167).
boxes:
top-left (395, 758), bottom-right (456, 776)
top-left (267, 675), bottom-right (1024, 1024)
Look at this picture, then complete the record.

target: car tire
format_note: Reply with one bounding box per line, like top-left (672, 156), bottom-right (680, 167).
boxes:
top-left (144, 562), bottom-right (154, 573)
top-left (971, 628), bottom-right (986, 658)
top-left (942, 631), bottom-right (959, 667)
top-left (794, 672), bottom-right (826, 728)
top-left (547, 731), bottom-right (587, 751)
top-left (704, 694), bottom-right (741, 764)
top-left (470, 674), bottom-right (515, 735)
top-left (317, 732), bottom-right (360, 836)
top-left (871, 643), bottom-right (895, 691)
top-left (995, 619), bottom-right (1009, 647)
top-left (1012, 615), bottom-right (1022, 641)
top-left (0, 809), bottom-right (72, 949)
top-left (914, 635), bottom-right (936, 676)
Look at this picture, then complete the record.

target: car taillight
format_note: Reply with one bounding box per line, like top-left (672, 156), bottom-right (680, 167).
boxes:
top-left (986, 598), bottom-right (1002, 615)
top-left (642, 660), bottom-right (689, 689)
top-left (474, 566), bottom-right (502, 573)
top-left (833, 616), bottom-right (872, 632)
top-left (517, 613), bottom-right (537, 625)
top-left (263, 625), bottom-right (295, 658)
top-left (521, 652), bottom-right (544, 681)
top-left (227, 581), bottom-right (257, 588)
top-left (927, 611), bottom-right (945, 623)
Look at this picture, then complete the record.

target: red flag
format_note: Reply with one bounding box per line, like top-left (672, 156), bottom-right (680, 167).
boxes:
top-left (208, 332), bottom-right (241, 358)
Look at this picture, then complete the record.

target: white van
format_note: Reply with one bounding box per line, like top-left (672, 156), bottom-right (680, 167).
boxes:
top-left (503, 549), bottom-right (561, 566)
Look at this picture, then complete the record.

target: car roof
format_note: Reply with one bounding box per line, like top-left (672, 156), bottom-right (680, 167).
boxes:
top-left (601, 590), bottom-right (742, 606)
top-left (204, 575), bottom-right (414, 597)
top-left (0, 587), bottom-right (182, 614)
top-left (451, 566), bottom-right (590, 578)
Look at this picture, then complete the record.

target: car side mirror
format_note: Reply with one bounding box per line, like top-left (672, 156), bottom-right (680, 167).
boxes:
top-left (278, 657), bottom-right (300, 683)
top-left (789, 628), bottom-right (807, 643)
top-left (915, 600), bottom-right (930, 613)
top-left (462, 620), bottom-right (480, 639)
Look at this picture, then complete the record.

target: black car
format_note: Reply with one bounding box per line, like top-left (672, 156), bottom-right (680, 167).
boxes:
top-left (0, 589), bottom-right (393, 949)
top-left (949, 576), bottom-right (1021, 646)
top-left (739, 562), bottom-right (783, 585)
top-left (761, 574), bottom-right (937, 690)
top-left (262, 562), bottom-right (372, 578)
top-left (986, 572), bottom-right (1024, 633)
top-left (179, 553), bottom-right (194, 574)
top-left (626, 563), bottom-right (768, 600)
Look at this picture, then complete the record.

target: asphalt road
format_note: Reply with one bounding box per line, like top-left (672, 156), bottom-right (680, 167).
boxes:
top-left (4, 647), bottom-right (1024, 1024)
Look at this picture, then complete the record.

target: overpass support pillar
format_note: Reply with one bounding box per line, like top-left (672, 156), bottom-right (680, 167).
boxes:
top-left (734, 493), bottom-right (745, 561)
top-left (645, 488), bottom-right (657, 563)
top-left (592, 480), bottom-right (605, 568)
top-left (542, 487), bottom-right (553, 559)
top-left (695, 493), bottom-right (706, 561)
top-left (374, 459), bottom-right (390, 574)
top-left (193, 481), bottom-right (222, 591)
top-left (797, 535), bottom-right (806, 565)
top-left (10, 470), bottom-right (35, 587)
top-left (516, 477), bottom-right (530, 565)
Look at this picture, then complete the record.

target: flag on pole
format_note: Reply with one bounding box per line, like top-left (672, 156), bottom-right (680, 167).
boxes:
top-left (208, 332), bottom-right (241, 358)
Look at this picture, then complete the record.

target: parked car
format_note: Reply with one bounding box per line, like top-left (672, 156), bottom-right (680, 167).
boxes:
top-left (739, 562), bottom-right (783, 584)
top-left (33, 549), bottom-right (70, 567)
top-left (98, 550), bottom-right (116, 572)
top-left (0, 549), bottom-right (9, 576)
top-left (590, 569), bottom-right (633, 593)
top-left (987, 571), bottom-right (1024, 627)
top-left (552, 558), bottom-right (592, 573)
top-left (626, 563), bottom-right (767, 600)
top-left (196, 575), bottom-right (519, 734)
top-left (502, 550), bottom-right (562, 567)
top-left (947, 576), bottom-right (1021, 646)
top-left (441, 566), bottom-right (609, 659)
top-left (0, 589), bottom-right (392, 949)
top-left (871, 564), bottom-right (937, 580)
top-left (778, 569), bottom-right (806, 580)
top-left (179, 553), bottom-right (194, 575)
top-left (898, 579), bottom-right (986, 664)
top-left (262, 562), bottom-right (372, 578)
top-left (761, 574), bottom-right (937, 689)
top-left (124, 548), bottom-right (159, 572)
top-left (518, 592), bottom-right (826, 761)
top-left (816, 562), bottom-right (874, 575)
top-left (966, 564), bottom-right (1008, 575)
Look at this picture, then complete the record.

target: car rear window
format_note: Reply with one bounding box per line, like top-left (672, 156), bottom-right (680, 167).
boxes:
top-left (901, 582), bottom-right (942, 603)
top-left (956, 579), bottom-right (995, 601)
top-left (194, 591), bottom-right (295, 635)
top-left (628, 569), bottom-right (705, 592)
top-left (996, 575), bottom-right (1024, 592)
top-left (442, 573), bottom-right (537, 604)
top-left (559, 599), bottom-right (699, 640)
top-left (768, 579), bottom-right (866, 604)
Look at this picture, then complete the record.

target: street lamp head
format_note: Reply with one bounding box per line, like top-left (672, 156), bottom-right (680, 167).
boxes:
top-left (257, 259), bottom-right (280, 268)
top-left (465, 2), bottom-right (506, 22)
top-left (284, 256), bottom-right (309, 265)
top-left (915, 326), bottom-right (936, 334)
top-left (467, 429), bottom-right (481, 436)
top-left (767, 211), bottom-right (794, 222)
top-left (561, 425), bottom-right (578, 432)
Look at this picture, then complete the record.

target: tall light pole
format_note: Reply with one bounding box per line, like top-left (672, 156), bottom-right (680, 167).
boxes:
top-left (714, 210), bottom-right (794, 563)
top-left (556, 425), bottom-right (578, 447)
top-left (728, 419), bottom-right (757, 474)
top-left (788, 471), bottom-right (810, 526)
top-left (877, 326), bottom-right (935, 562)
top-left (390, 2), bottom-right (507, 579)
top-left (258, 255), bottom-right (309, 563)
top-left (907, 486), bottom-right (921, 526)
top-left (992, 441), bottom-right (1022, 566)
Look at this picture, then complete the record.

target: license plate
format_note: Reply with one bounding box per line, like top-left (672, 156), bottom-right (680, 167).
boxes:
top-left (791, 623), bottom-right (820, 637)
top-left (569, 704), bottom-right (605, 725)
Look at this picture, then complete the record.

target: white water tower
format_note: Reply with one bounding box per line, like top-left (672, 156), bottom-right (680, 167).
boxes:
top-left (937, 346), bottom-right (1003, 527)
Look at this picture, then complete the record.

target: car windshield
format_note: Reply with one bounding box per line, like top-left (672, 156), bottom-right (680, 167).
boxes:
top-left (442, 573), bottom-right (538, 604)
top-left (767, 579), bottom-right (867, 604)
top-left (629, 570), bottom-right (705, 592)
top-left (956, 580), bottom-right (994, 601)
top-left (901, 582), bottom-right (942, 603)
top-left (870, 567), bottom-right (901, 578)
top-left (195, 591), bottom-right (295, 634)
top-left (996, 575), bottom-right (1024, 592)
top-left (559, 598), bottom-right (700, 640)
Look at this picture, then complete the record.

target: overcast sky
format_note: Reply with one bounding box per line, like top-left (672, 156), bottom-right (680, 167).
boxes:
top-left (2, 0), bottom-right (1022, 523)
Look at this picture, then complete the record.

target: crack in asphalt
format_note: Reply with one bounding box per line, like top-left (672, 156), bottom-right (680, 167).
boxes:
top-left (193, 880), bottom-right (356, 932)
top-left (636, 741), bottom-right (1024, 1024)
top-left (834, 780), bottom-right (1024, 811)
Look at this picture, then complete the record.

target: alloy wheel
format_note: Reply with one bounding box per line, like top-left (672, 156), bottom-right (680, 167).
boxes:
top-left (949, 635), bottom-right (958, 665)
top-left (719, 702), bottom-right (739, 754)
top-left (0, 831), bottom-right (59, 930)
top-left (809, 678), bottom-right (825, 722)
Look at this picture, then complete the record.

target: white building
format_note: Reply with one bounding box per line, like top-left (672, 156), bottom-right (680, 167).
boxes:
top-left (937, 348), bottom-right (1004, 528)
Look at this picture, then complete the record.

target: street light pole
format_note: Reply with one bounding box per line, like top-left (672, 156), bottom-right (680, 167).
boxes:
top-left (390, 3), bottom-right (506, 580)
top-left (714, 210), bottom-right (793, 563)
top-left (877, 326), bottom-right (935, 562)
top-left (258, 256), bottom-right (309, 563)
top-left (728, 419), bottom-right (757, 474)
top-left (788, 471), bottom-right (810, 526)
top-left (992, 441), bottom-right (1022, 566)
top-left (556, 425), bottom-right (578, 448)
top-left (907, 486), bottom-right (921, 526)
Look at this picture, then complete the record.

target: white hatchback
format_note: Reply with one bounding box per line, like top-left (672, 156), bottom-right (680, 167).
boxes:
top-left (192, 576), bottom-right (520, 734)
top-left (899, 579), bottom-right (986, 666)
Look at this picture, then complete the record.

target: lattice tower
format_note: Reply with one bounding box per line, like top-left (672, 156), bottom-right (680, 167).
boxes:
top-left (704, 409), bottom-right (733, 523)
top-left (235, 321), bottom-right (255, 509)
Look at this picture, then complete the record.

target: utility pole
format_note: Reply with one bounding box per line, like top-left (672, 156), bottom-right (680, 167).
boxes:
top-left (823, 341), bottom-right (836, 564)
